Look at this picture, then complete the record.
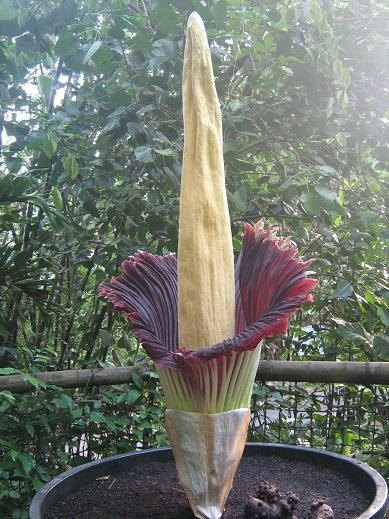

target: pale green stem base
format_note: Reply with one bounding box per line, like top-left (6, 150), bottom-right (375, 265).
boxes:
top-left (157, 343), bottom-right (262, 414)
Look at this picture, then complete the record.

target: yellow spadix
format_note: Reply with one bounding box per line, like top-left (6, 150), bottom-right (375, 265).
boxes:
top-left (178, 11), bottom-right (235, 350)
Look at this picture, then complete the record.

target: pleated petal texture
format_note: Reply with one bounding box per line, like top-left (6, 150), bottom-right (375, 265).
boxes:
top-left (175, 223), bottom-right (317, 363)
top-left (239, 222), bottom-right (316, 329)
top-left (99, 224), bottom-right (317, 368)
top-left (98, 252), bottom-right (178, 367)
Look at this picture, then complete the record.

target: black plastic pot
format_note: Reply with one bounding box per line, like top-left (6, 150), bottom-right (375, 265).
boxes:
top-left (29, 443), bottom-right (388, 519)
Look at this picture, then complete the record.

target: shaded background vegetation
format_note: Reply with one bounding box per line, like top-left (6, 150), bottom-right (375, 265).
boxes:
top-left (0, 0), bottom-right (388, 516)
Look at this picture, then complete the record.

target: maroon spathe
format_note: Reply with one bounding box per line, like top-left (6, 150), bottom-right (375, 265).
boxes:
top-left (99, 223), bottom-right (317, 372)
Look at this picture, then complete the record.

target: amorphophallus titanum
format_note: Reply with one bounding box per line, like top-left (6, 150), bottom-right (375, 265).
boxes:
top-left (99, 12), bottom-right (317, 519)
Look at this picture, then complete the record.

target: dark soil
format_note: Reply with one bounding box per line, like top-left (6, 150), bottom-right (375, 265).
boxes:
top-left (46, 455), bottom-right (370, 519)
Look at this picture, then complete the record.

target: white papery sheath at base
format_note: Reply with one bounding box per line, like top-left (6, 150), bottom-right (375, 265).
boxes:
top-left (165, 408), bottom-right (250, 519)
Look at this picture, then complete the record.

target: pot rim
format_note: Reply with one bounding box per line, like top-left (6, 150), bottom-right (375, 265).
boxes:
top-left (29, 442), bottom-right (388, 519)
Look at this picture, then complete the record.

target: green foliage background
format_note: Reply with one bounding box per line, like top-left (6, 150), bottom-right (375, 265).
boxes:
top-left (0, 0), bottom-right (388, 516)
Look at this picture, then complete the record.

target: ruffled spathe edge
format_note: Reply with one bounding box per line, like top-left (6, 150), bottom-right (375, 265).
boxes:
top-left (99, 223), bottom-right (317, 370)
top-left (99, 251), bottom-right (178, 366)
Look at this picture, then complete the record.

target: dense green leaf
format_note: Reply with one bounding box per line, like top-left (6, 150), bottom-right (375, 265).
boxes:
top-left (100, 330), bottom-right (114, 348)
top-left (154, 148), bottom-right (174, 156)
top-left (18, 453), bottom-right (35, 475)
top-left (83, 40), bottom-right (102, 64)
top-left (315, 186), bottom-right (338, 202)
top-left (373, 335), bottom-right (389, 360)
top-left (332, 280), bottom-right (353, 299)
top-left (51, 187), bottom-right (63, 211)
top-left (38, 76), bottom-right (54, 107)
top-left (377, 308), bottom-right (389, 327)
top-left (55, 32), bottom-right (78, 58)
top-left (300, 192), bottom-right (324, 215)
top-left (132, 371), bottom-right (144, 390)
top-left (125, 389), bottom-right (142, 405)
top-left (42, 132), bottom-right (58, 158)
top-left (150, 2), bottom-right (179, 35)
top-left (62, 155), bottom-right (79, 180)
top-left (336, 322), bottom-right (371, 344)
top-left (134, 146), bottom-right (154, 163)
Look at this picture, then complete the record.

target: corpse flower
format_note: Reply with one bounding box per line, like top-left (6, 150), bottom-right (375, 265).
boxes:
top-left (99, 12), bottom-right (317, 519)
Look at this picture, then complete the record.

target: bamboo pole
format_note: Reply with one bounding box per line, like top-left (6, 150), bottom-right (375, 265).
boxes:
top-left (0, 361), bottom-right (388, 394)
top-left (257, 361), bottom-right (389, 385)
top-left (0, 365), bottom-right (148, 393)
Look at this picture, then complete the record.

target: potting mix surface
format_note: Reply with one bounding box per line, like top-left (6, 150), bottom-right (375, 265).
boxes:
top-left (46, 454), bottom-right (371, 518)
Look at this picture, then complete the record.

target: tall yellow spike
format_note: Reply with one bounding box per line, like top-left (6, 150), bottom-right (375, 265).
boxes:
top-left (178, 12), bottom-right (235, 350)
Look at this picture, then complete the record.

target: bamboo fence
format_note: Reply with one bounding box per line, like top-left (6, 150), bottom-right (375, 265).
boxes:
top-left (1, 361), bottom-right (388, 394)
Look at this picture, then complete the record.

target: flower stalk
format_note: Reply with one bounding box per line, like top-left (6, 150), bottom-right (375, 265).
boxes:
top-left (99, 12), bottom-right (317, 519)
